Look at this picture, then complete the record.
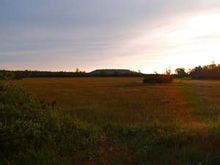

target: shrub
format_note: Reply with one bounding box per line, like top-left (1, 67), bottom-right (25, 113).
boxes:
top-left (0, 71), bottom-right (15, 80)
top-left (0, 81), bottom-right (100, 164)
top-left (143, 74), bottom-right (173, 83)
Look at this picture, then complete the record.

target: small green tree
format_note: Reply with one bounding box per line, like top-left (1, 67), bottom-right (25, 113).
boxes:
top-left (175, 68), bottom-right (188, 78)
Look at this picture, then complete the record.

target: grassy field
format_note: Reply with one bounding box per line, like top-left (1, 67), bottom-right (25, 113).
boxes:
top-left (16, 78), bottom-right (220, 164)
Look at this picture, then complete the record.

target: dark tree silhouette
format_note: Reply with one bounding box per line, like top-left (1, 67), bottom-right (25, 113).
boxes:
top-left (190, 63), bottom-right (220, 79)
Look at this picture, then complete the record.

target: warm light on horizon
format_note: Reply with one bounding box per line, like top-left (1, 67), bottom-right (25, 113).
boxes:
top-left (128, 11), bottom-right (220, 74)
top-left (0, 1), bottom-right (220, 73)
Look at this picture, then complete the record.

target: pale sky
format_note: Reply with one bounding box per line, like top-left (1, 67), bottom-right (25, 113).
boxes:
top-left (0, 0), bottom-right (220, 73)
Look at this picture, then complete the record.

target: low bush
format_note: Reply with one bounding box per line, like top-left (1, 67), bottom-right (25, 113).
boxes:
top-left (143, 74), bottom-right (173, 83)
top-left (0, 81), bottom-right (100, 164)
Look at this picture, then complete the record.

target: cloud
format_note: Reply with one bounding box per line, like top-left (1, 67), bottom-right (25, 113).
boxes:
top-left (0, 0), bottom-right (220, 72)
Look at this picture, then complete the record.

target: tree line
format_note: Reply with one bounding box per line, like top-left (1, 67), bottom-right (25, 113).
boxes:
top-left (0, 70), bottom-right (88, 80)
top-left (1, 63), bottom-right (220, 80)
top-left (0, 69), bottom-right (143, 80)
top-left (190, 63), bottom-right (220, 79)
top-left (175, 63), bottom-right (220, 79)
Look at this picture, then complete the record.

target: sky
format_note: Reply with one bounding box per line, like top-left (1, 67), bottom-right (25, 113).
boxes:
top-left (0, 0), bottom-right (220, 73)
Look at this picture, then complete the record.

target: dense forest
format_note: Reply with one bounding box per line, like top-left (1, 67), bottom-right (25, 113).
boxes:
top-left (190, 63), bottom-right (220, 79)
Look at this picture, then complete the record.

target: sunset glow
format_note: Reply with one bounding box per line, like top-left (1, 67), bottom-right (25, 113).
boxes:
top-left (137, 12), bottom-right (220, 73)
top-left (0, 0), bottom-right (220, 73)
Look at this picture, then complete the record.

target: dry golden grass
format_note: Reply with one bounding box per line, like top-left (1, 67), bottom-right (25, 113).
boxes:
top-left (15, 78), bottom-right (220, 164)
top-left (17, 77), bottom-right (218, 129)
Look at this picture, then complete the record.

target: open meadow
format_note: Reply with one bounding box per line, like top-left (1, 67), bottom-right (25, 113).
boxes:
top-left (2, 1), bottom-right (220, 164)
top-left (12, 77), bottom-right (220, 164)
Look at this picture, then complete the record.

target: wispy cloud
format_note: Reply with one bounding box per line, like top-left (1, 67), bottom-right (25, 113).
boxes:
top-left (0, 0), bottom-right (220, 72)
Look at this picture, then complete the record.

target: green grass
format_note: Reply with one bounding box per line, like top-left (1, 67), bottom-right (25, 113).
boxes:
top-left (1, 78), bottom-right (220, 164)
top-left (180, 80), bottom-right (220, 122)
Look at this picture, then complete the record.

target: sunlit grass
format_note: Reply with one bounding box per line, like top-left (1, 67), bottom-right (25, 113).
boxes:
top-left (13, 77), bottom-right (220, 164)
top-left (19, 78), bottom-right (197, 126)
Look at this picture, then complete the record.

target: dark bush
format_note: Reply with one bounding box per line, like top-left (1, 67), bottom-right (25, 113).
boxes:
top-left (143, 74), bottom-right (173, 83)
top-left (0, 81), bottom-right (100, 164)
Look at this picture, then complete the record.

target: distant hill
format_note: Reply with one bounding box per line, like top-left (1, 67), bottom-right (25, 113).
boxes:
top-left (90, 69), bottom-right (142, 77)
top-left (0, 69), bottom-right (143, 79)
